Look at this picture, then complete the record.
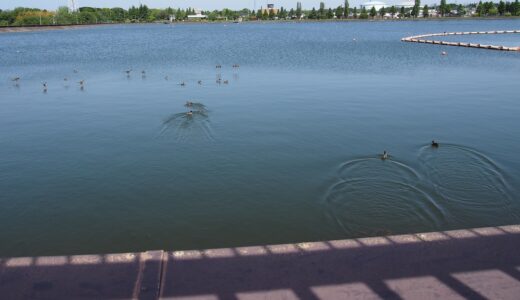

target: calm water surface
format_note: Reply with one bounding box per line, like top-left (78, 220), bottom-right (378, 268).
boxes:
top-left (1, 19), bottom-right (520, 257)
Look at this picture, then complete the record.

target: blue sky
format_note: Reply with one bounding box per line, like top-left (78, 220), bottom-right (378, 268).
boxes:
top-left (1, 0), bottom-right (446, 11)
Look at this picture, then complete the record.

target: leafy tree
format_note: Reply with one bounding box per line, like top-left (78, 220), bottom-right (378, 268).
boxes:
top-left (308, 7), bottom-right (317, 19)
top-left (353, 7), bottom-right (358, 18)
top-left (327, 8), bottom-right (334, 18)
top-left (335, 6), bottom-right (343, 18)
top-left (344, 0), bottom-right (350, 18)
top-left (379, 7), bottom-right (386, 17)
top-left (457, 4), bottom-right (466, 15)
top-left (423, 5), bottom-right (429, 17)
top-left (262, 9), bottom-right (268, 20)
top-left (296, 2), bottom-right (302, 19)
top-left (390, 6), bottom-right (397, 17)
top-left (360, 7), bottom-right (368, 19)
top-left (440, 0), bottom-right (448, 16)
top-left (400, 6), bottom-right (405, 16)
top-left (498, 0), bottom-right (506, 15)
top-left (319, 2), bottom-right (326, 19)
top-left (412, 0), bottom-right (421, 17)
top-left (370, 6), bottom-right (377, 18)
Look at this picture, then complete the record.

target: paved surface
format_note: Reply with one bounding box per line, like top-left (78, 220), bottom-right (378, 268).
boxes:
top-left (1, 225), bottom-right (520, 299)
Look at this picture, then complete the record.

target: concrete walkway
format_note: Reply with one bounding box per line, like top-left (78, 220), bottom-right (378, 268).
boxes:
top-left (1, 225), bottom-right (520, 299)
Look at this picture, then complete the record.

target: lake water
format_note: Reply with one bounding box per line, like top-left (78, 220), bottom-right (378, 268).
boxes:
top-left (1, 19), bottom-right (520, 257)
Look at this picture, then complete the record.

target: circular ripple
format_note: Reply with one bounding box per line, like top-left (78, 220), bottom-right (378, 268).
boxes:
top-left (324, 157), bottom-right (444, 236)
top-left (418, 144), bottom-right (513, 214)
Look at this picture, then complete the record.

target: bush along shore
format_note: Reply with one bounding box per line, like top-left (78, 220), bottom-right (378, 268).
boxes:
top-left (1, 1), bottom-right (520, 27)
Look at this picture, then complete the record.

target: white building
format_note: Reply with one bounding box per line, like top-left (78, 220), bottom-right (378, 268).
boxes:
top-left (187, 13), bottom-right (207, 20)
top-left (360, 1), bottom-right (387, 11)
top-left (187, 9), bottom-right (207, 20)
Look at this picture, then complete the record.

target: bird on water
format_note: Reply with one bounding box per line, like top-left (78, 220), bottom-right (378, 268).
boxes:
top-left (431, 140), bottom-right (439, 148)
top-left (380, 151), bottom-right (389, 160)
top-left (441, 51), bottom-right (447, 56)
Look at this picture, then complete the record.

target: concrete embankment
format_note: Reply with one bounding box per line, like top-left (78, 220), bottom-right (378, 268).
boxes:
top-left (402, 30), bottom-right (520, 51)
top-left (1, 225), bottom-right (520, 299)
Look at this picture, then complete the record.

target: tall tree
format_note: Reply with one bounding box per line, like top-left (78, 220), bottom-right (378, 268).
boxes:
top-left (370, 6), bottom-right (377, 18)
top-left (296, 2), bottom-right (302, 19)
top-left (423, 5), bottom-right (429, 17)
top-left (379, 7), bottom-right (386, 17)
top-left (319, 2), bottom-right (326, 19)
top-left (390, 6), bottom-right (397, 17)
top-left (412, 0), bottom-right (421, 17)
top-left (440, 0), bottom-right (447, 16)
top-left (335, 6), bottom-right (343, 18)
top-left (344, 0), bottom-right (350, 18)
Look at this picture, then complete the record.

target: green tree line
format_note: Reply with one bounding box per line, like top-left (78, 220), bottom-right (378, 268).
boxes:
top-left (1, 1), bottom-right (519, 26)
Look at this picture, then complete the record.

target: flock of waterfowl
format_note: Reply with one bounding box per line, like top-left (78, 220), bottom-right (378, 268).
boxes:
top-left (8, 64), bottom-right (240, 92)
top-left (381, 140), bottom-right (439, 160)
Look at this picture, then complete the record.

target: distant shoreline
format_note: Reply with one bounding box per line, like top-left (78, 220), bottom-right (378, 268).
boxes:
top-left (1, 16), bottom-right (519, 33)
top-left (0, 24), bottom-right (109, 33)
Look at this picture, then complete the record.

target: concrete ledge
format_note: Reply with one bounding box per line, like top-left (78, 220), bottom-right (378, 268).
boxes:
top-left (2, 225), bottom-right (520, 299)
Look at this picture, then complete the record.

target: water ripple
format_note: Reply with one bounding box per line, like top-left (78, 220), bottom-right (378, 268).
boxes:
top-left (417, 143), bottom-right (513, 212)
top-left (323, 157), bottom-right (444, 236)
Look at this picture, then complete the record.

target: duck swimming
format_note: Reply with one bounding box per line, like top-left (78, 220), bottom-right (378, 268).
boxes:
top-left (431, 140), bottom-right (439, 148)
top-left (187, 110), bottom-right (193, 116)
top-left (380, 151), bottom-right (389, 160)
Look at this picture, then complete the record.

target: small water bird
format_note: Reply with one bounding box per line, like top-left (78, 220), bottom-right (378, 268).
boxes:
top-left (223, 80), bottom-right (229, 84)
top-left (42, 82), bottom-right (47, 92)
top-left (125, 69), bottom-right (132, 75)
top-left (187, 110), bottom-right (193, 116)
top-left (73, 69), bottom-right (78, 73)
top-left (64, 77), bottom-right (68, 81)
top-left (11, 77), bottom-right (21, 82)
top-left (216, 64), bottom-right (222, 69)
top-left (431, 140), bottom-right (439, 148)
top-left (441, 51), bottom-right (448, 56)
top-left (380, 151), bottom-right (389, 160)
top-left (198, 80), bottom-right (202, 85)
top-left (164, 75), bottom-right (169, 80)
top-left (78, 80), bottom-right (85, 86)
top-left (180, 81), bottom-right (186, 86)
top-left (232, 64), bottom-right (240, 68)
top-left (141, 70), bottom-right (146, 75)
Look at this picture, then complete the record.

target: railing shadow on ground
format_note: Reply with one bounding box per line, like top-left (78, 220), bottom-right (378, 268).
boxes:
top-left (161, 225), bottom-right (520, 300)
top-left (1, 225), bottom-right (519, 300)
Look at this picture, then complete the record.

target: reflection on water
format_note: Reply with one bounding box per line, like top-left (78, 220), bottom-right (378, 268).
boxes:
top-left (323, 157), bottom-right (445, 236)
